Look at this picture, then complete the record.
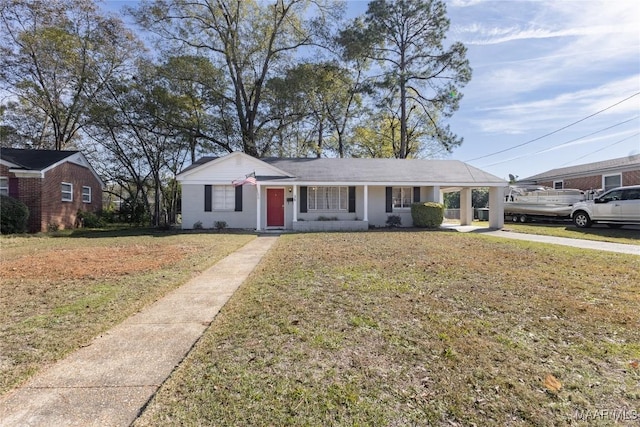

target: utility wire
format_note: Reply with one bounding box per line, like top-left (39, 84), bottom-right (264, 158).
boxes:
top-left (558, 132), bottom-right (640, 167)
top-left (465, 91), bottom-right (640, 162)
top-left (479, 115), bottom-right (639, 167)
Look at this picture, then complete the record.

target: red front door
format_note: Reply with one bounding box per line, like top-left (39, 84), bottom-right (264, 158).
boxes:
top-left (267, 188), bottom-right (285, 227)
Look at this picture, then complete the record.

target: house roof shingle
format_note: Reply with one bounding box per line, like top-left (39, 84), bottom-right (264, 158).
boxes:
top-left (0, 147), bottom-right (80, 170)
top-left (179, 153), bottom-right (506, 185)
top-left (179, 156), bottom-right (218, 175)
top-left (261, 157), bottom-right (504, 184)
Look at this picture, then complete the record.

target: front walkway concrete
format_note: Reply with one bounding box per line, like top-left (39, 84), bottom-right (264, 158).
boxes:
top-left (442, 224), bottom-right (639, 255)
top-left (0, 235), bottom-right (279, 427)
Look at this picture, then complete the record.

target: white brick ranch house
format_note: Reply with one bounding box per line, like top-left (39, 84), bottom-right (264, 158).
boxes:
top-left (177, 152), bottom-right (507, 231)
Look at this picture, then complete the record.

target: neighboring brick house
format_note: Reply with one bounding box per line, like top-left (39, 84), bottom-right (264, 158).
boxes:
top-left (0, 148), bottom-right (104, 232)
top-left (518, 154), bottom-right (640, 193)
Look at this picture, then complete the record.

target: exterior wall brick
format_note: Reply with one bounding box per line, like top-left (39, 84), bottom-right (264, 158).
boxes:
top-left (535, 172), bottom-right (640, 192)
top-left (20, 178), bottom-right (43, 233)
top-left (42, 163), bottom-right (102, 231)
top-left (1, 161), bottom-right (102, 232)
top-left (1, 164), bottom-right (43, 232)
top-left (622, 170), bottom-right (640, 186)
top-left (563, 176), bottom-right (602, 191)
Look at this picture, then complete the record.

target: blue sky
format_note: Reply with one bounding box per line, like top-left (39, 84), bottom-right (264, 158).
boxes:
top-left (104, 0), bottom-right (640, 180)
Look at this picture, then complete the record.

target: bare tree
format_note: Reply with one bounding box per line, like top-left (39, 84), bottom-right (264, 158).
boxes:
top-left (129, 0), bottom-right (343, 157)
top-left (0, 0), bottom-right (142, 150)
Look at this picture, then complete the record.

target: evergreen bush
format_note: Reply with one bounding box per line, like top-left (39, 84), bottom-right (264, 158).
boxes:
top-left (386, 215), bottom-right (402, 228)
top-left (0, 195), bottom-right (29, 234)
top-left (411, 202), bottom-right (444, 228)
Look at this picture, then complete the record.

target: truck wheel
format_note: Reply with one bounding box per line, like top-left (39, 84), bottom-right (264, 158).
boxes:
top-left (573, 211), bottom-right (592, 228)
top-left (511, 215), bottom-right (519, 222)
top-left (519, 214), bottom-right (527, 223)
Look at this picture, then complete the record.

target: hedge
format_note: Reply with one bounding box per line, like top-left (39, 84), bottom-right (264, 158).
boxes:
top-left (411, 202), bottom-right (444, 228)
top-left (1, 195), bottom-right (30, 234)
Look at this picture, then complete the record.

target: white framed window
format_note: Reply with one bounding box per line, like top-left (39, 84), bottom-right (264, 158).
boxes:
top-left (308, 186), bottom-right (348, 211)
top-left (82, 186), bottom-right (92, 203)
top-left (0, 177), bottom-right (8, 196)
top-left (392, 187), bottom-right (412, 209)
top-left (553, 180), bottom-right (564, 189)
top-left (603, 174), bottom-right (621, 191)
top-left (213, 185), bottom-right (235, 210)
top-left (61, 182), bottom-right (73, 202)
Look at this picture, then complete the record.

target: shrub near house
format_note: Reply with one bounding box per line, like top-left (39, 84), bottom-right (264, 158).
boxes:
top-left (411, 202), bottom-right (444, 228)
top-left (0, 194), bottom-right (29, 234)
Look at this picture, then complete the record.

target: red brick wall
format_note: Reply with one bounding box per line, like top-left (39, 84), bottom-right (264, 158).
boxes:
top-left (622, 170), bottom-right (640, 186)
top-left (20, 178), bottom-right (43, 233)
top-left (537, 171), bottom-right (640, 191)
top-left (42, 163), bottom-right (102, 231)
top-left (563, 176), bottom-right (602, 191)
top-left (1, 162), bottom-right (102, 232)
top-left (1, 164), bottom-right (43, 232)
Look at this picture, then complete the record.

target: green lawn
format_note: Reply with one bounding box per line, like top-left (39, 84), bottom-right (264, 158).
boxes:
top-left (134, 231), bottom-right (640, 427)
top-left (0, 230), bottom-right (255, 394)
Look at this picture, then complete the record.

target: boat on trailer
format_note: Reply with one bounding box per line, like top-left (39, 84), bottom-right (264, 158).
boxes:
top-left (504, 186), bottom-right (587, 222)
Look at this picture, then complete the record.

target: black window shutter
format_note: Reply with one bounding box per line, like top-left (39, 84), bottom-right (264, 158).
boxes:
top-left (348, 186), bottom-right (356, 212)
top-left (385, 187), bottom-right (392, 212)
top-left (299, 186), bottom-right (307, 213)
top-left (8, 178), bottom-right (19, 198)
top-left (235, 185), bottom-right (243, 211)
top-left (413, 187), bottom-right (420, 203)
top-left (204, 185), bottom-right (212, 212)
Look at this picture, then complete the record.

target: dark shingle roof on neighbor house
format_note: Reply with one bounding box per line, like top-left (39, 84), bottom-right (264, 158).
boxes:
top-left (521, 154), bottom-right (640, 182)
top-left (0, 147), bottom-right (79, 170)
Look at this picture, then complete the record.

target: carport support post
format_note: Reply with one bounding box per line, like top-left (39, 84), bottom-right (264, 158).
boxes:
top-left (363, 185), bottom-right (369, 221)
top-left (460, 188), bottom-right (473, 226)
top-left (488, 186), bottom-right (505, 229)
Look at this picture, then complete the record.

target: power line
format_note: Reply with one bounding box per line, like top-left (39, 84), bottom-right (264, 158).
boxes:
top-left (465, 91), bottom-right (640, 162)
top-left (479, 115), bottom-right (639, 167)
top-left (558, 132), bottom-right (640, 167)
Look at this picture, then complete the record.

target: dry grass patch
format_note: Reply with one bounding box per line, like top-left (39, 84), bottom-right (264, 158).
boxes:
top-left (135, 231), bottom-right (639, 427)
top-left (502, 222), bottom-right (640, 246)
top-left (0, 231), bottom-right (255, 394)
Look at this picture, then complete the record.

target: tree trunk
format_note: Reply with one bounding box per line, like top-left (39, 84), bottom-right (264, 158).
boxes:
top-left (316, 119), bottom-right (323, 158)
top-left (399, 47), bottom-right (408, 159)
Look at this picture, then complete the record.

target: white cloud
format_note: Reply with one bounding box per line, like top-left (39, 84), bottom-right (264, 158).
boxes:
top-left (478, 128), bottom-right (639, 168)
top-left (451, 0), bottom-right (640, 109)
top-left (470, 75), bottom-right (640, 134)
top-left (463, 24), bottom-right (635, 46)
top-left (448, 0), bottom-right (487, 7)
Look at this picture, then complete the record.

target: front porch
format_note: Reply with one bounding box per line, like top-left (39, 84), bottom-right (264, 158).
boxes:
top-left (255, 184), bottom-right (505, 231)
